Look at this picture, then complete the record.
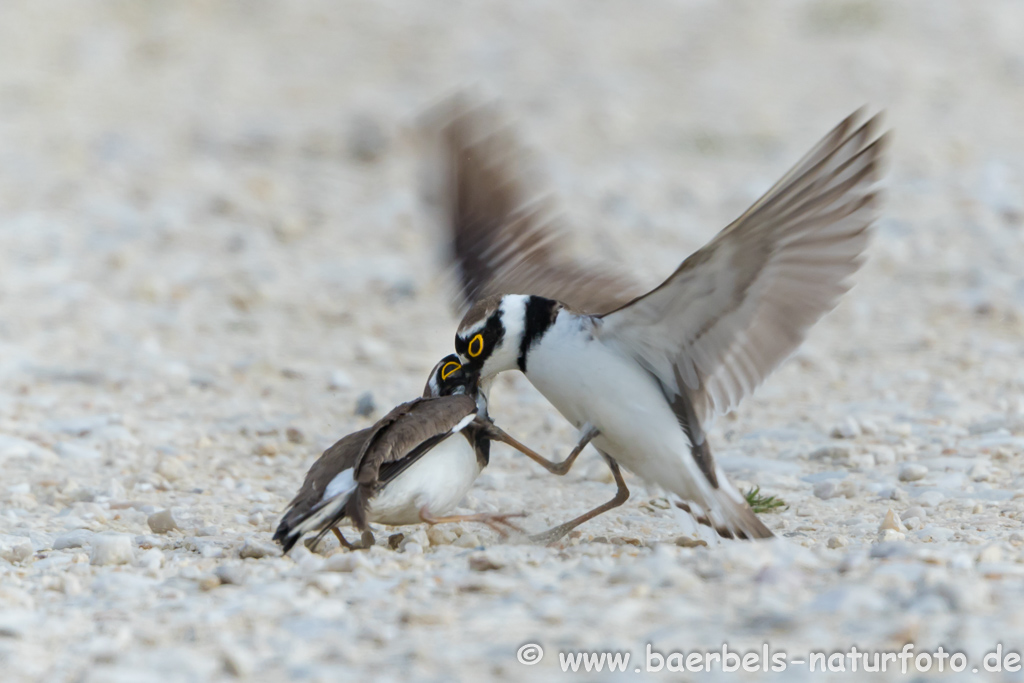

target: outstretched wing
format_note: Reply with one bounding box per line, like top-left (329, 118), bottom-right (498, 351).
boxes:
top-left (422, 93), bottom-right (643, 315)
top-left (599, 109), bottom-right (889, 428)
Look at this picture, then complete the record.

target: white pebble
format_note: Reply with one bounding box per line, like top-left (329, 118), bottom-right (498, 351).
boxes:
top-left (903, 506), bottom-right (927, 520)
top-left (238, 538), bottom-right (276, 559)
top-left (426, 526), bottom-right (458, 546)
top-left (916, 526), bottom-right (955, 542)
top-left (454, 531), bottom-right (481, 548)
top-left (157, 457), bottom-right (188, 483)
top-left (827, 536), bottom-right (849, 549)
top-left (400, 529), bottom-right (429, 552)
top-left (879, 529), bottom-right (905, 542)
top-left (324, 553), bottom-right (364, 572)
top-left (977, 545), bottom-right (1003, 564)
top-left (917, 491), bottom-right (945, 507)
top-left (879, 509), bottom-right (905, 533)
top-left (968, 463), bottom-right (992, 482)
top-left (1, 537), bottom-right (33, 563)
top-left (872, 446), bottom-right (896, 465)
top-left (830, 417), bottom-right (861, 439)
top-left (327, 370), bottom-right (353, 390)
top-left (898, 464), bottom-right (928, 482)
top-left (55, 442), bottom-right (101, 460)
top-left (136, 548), bottom-right (164, 571)
top-left (814, 481), bottom-right (838, 500)
top-left (90, 533), bottom-right (134, 566)
top-left (54, 529), bottom-right (94, 550)
top-left (147, 509), bottom-right (180, 534)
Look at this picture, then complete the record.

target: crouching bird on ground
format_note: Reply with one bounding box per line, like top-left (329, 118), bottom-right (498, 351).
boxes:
top-left (274, 355), bottom-right (546, 553)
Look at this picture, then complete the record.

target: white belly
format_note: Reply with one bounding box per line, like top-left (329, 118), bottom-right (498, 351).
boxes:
top-left (366, 433), bottom-right (482, 526)
top-left (526, 316), bottom-right (711, 502)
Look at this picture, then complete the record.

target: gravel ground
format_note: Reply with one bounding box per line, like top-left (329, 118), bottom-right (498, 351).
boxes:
top-left (2, 2), bottom-right (1024, 681)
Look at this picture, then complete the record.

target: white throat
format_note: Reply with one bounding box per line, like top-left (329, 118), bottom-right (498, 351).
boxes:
top-left (479, 294), bottom-right (529, 378)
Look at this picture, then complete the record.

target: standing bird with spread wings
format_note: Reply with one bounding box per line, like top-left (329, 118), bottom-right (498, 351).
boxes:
top-left (422, 95), bottom-right (888, 542)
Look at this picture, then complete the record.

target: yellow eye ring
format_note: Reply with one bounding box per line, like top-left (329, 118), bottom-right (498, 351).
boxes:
top-left (440, 361), bottom-right (461, 381)
top-left (467, 334), bottom-right (484, 358)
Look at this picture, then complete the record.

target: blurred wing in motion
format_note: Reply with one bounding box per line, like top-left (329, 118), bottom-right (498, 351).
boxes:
top-left (421, 93), bottom-right (643, 315)
top-left (600, 109), bottom-right (889, 428)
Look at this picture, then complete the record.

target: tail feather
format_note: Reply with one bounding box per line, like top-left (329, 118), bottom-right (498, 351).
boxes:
top-left (675, 498), bottom-right (773, 540)
top-left (275, 490), bottom-right (357, 554)
top-left (675, 465), bottom-right (774, 540)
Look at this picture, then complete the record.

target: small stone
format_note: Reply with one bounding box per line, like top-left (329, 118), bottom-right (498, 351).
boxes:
top-left (387, 533), bottom-right (405, 550)
top-left (1, 537), bottom-right (33, 563)
top-left (827, 535), bottom-right (849, 549)
top-left (898, 464), bottom-right (928, 482)
top-left (968, 463), bottom-right (992, 482)
top-left (147, 509), bottom-right (180, 534)
top-left (254, 442), bottom-right (278, 457)
top-left (157, 457), bottom-right (188, 482)
top-left (676, 536), bottom-right (709, 548)
top-left (354, 392), bottom-right (375, 417)
top-left (399, 529), bottom-right (429, 552)
top-left (977, 545), bottom-right (1003, 564)
top-left (871, 540), bottom-right (910, 558)
top-left (136, 549), bottom-right (164, 571)
top-left (917, 491), bottom-right (945, 507)
top-left (903, 517), bottom-right (921, 530)
top-left (61, 575), bottom-right (83, 595)
top-left (401, 541), bottom-right (423, 555)
top-left (831, 417), bottom-right (861, 439)
top-left (325, 553), bottom-right (365, 572)
top-left (327, 370), bottom-right (353, 391)
top-left (916, 525), bottom-right (955, 542)
top-left (1010, 532), bottom-right (1024, 547)
top-left (426, 526), bottom-right (458, 546)
top-left (879, 528), bottom-right (905, 542)
top-left (879, 509), bottom-right (905, 533)
top-left (239, 538), bottom-right (276, 559)
top-left (903, 506), bottom-right (927, 520)
top-left (814, 481), bottom-right (838, 500)
top-left (810, 444), bottom-right (853, 460)
top-left (872, 446), bottom-right (896, 465)
top-left (53, 529), bottom-right (94, 550)
top-left (346, 114), bottom-right (388, 162)
top-left (89, 533), bottom-right (134, 566)
top-left (454, 531), bottom-right (481, 548)
top-left (469, 554), bottom-right (503, 571)
top-left (286, 427), bottom-right (305, 444)
top-left (222, 646), bottom-right (253, 678)
top-left (55, 442), bottom-right (101, 460)
top-left (214, 564), bottom-right (248, 586)
top-left (948, 553), bottom-right (973, 570)
top-left (198, 574), bottom-right (221, 591)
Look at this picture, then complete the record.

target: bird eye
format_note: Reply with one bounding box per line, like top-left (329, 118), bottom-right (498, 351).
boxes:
top-left (467, 334), bottom-right (485, 358)
top-left (440, 361), bottom-right (461, 381)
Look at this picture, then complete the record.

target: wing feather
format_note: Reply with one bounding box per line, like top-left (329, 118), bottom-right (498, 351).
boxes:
top-left (422, 94), bottom-right (642, 314)
top-left (600, 110), bottom-right (889, 427)
top-left (356, 394), bottom-right (478, 485)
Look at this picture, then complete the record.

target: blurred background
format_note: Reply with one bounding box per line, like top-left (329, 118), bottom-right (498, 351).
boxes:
top-left (2, 2), bottom-right (1024, 681)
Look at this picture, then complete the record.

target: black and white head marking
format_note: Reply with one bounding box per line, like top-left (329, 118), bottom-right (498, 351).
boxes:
top-left (517, 296), bottom-right (559, 372)
top-left (423, 354), bottom-right (471, 398)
